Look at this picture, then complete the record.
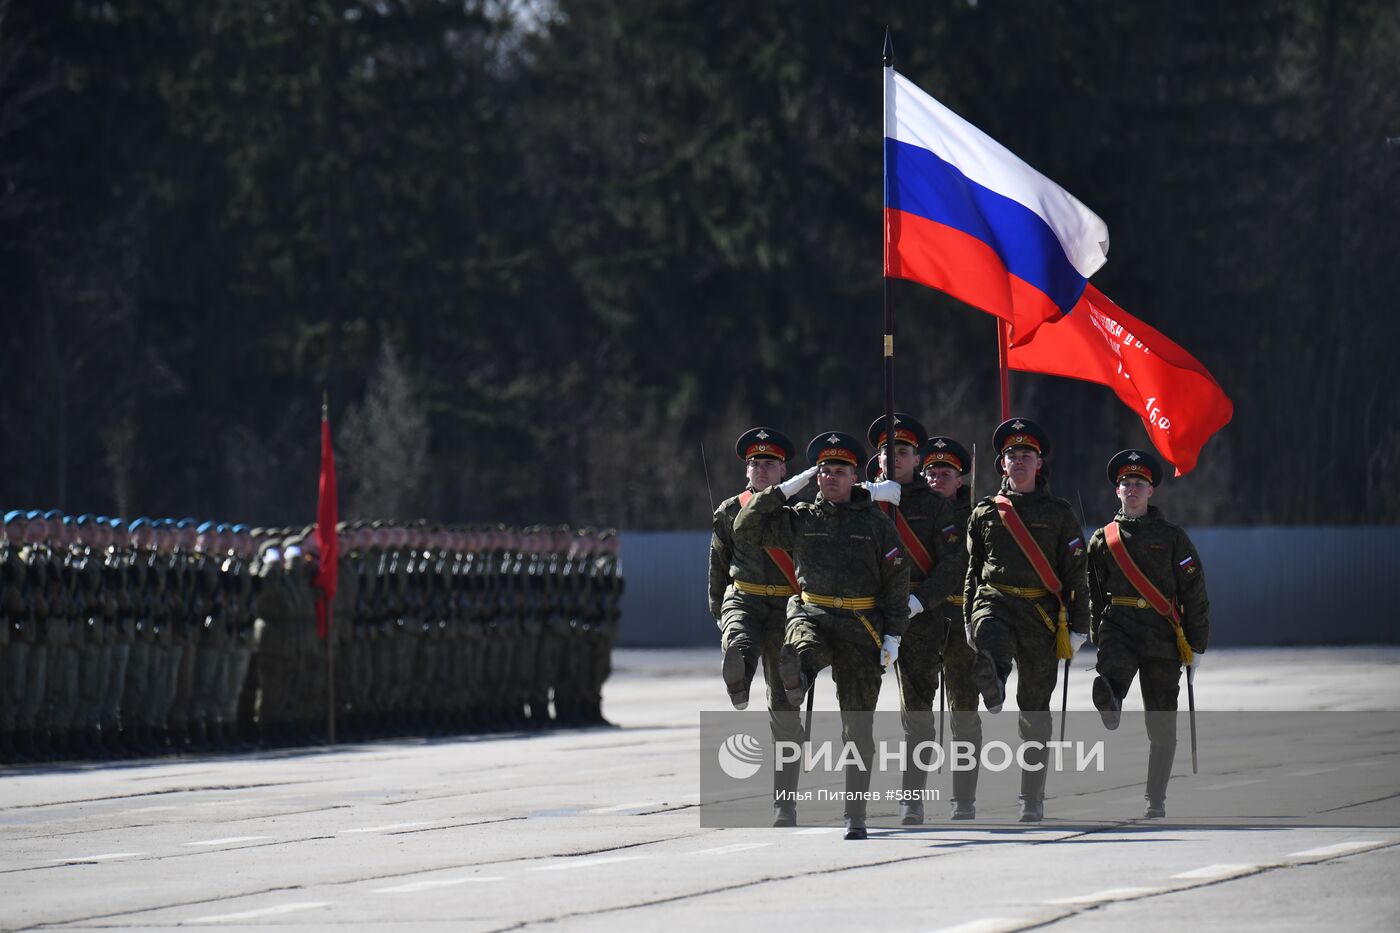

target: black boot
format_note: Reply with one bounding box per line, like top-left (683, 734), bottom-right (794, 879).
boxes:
top-left (972, 651), bottom-right (1005, 713)
top-left (773, 758), bottom-right (801, 827)
top-left (950, 761), bottom-right (980, 820)
top-left (1144, 722), bottom-right (1177, 819)
top-left (722, 643), bottom-right (751, 711)
top-left (843, 764), bottom-right (872, 840)
top-left (1018, 742), bottom-right (1049, 823)
top-left (900, 759), bottom-right (927, 825)
top-left (1093, 675), bottom-right (1122, 731)
top-left (778, 645), bottom-right (808, 708)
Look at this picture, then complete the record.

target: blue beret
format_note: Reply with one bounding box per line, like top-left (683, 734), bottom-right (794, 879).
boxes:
top-left (176, 518), bottom-right (196, 529)
top-left (196, 521), bottom-right (215, 534)
top-left (108, 517), bottom-right (125, 529)
top-left (76, 514), bottom-right (94, 525)
top-left (62, 516), bottom-right (74, 525)
top-left (128, 518), bottom-right (149, 531)
top-left (230, 524), bottom-right (249, 533)
top-left (43, 509), bottom-right (62, 519)
top-left (26, 510), bottom-right (41, 520)
top-left (4, 511), bottom-right (24, 524)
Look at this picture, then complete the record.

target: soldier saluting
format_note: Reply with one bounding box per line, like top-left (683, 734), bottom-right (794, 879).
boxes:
top-left (709, 427), bottom-right (809, 827)
top-left (1087, 449), bottom-right (1209, 819)
top-left (735, 431), bottom-right (910, 840)
top-left (963, 418), bottom-right (1089, 822)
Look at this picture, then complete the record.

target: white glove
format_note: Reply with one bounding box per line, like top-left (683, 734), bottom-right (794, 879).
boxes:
top-left (778, 466), bottom-right (818, 499)
top-left (1188, 652), bottom-right (1203, 679)
top-left (863, 478), bottom-right (902, 505)
top-left (881, 634), bottom-right (901, 669)
top-left (907, 594), bottom-right (924, 618)
top-left (1070, 631), bottom-right (1088, 654)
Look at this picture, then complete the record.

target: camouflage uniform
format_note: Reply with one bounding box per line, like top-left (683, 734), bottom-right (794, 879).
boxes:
top-left (882, 480), bottom-right (954, 813)
top-left (735, 482), bottom-right (910, 828)
top-left (1088, 504), bottom-right (1209, 811)
top-left (929, 486), bottom-right (980, 813)
top-left (964, 479), bottom-right (1089, 811)
top-left (710, 489), bottom-right (805, 754)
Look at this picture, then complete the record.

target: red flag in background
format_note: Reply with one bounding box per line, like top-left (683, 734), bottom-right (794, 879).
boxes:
top-left (314, 402), bottom-right (338, 639)
top-left (1007, 284), bottom-right (1233, 476)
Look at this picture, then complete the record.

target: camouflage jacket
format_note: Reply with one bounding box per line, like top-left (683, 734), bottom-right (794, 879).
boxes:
top-left (1087, 506), bottom-right (1209, 655)
top-left (963, 481), bottom-right (1090, 635)
top-left (709, 487), bottom-right (802, 619)
top-left (733, 485), bottom-right (911, 638)
top-left (926, 486), bottom-right (973, 620)
top-left (878, 480), bottom-right (955, 614)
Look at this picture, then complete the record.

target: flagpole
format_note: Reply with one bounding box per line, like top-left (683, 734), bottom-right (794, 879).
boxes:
top-left (997, 319), bottom-right (1012, 420)
top-left (882, 28), bottom-right (896, 477)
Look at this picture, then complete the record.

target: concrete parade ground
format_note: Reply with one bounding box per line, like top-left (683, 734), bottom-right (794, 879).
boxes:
top-left (3, 646), bottom-right (1399, 932)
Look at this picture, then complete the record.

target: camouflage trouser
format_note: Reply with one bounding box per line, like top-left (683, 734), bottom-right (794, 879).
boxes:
top-left (348, 630), bottom-right (375, 717)
top-left (1096, 635), bottom-right (1181, 749)
top-left (169, 633), bottom-right (199, 734)
top-left (719, 590), bottom-right (802, 744)
top-left (893, 613), bottom-right (944, 789)
top-left (589, 623), bottom-right (615, 710)
top-left (102, 639), bottom-right (131, 732)
top-left (18, 643), bottom-right (47, 731)
top-left (156, 641), bottom-right (185, 731)
top-left (785, 609), bottom-right (884, 755)
top-left (192, 644), bottom-right (226, 727)
top-left (45, 622), bottom-right (80, 734)
top-left (937, 607), bottom-right (984, 804)
top-left (970, 597), bottom-right (1059, 735)
top-left (971, 596), bottom-right (1061, 801)
top-left (222, 643), bottom-right (254, 729)
top-left (77, 631), bottom-right (109, 731)
top-left (3, 639), bottom-right (34, 731)
top-left (1097, 629), bottom-right (1181, 804)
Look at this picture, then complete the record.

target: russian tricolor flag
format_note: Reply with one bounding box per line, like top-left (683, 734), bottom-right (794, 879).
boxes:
top-left (884, 69), bottom-right (1110, 342)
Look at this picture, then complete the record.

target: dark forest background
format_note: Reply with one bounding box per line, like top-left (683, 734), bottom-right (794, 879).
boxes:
top-left (2, 0), bottom-right (1398, 530)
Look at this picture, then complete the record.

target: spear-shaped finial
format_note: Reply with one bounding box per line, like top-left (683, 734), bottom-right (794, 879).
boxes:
top-left (883, 27), bottom-right (893, 68)
top-left (322, 390), bottom-right (329, 422)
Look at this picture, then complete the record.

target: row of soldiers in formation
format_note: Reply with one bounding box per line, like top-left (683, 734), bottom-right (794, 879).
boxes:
top-left (710, 416), bottom-right (1210, 838)
top-left (0, 512), bottom-right (623, 764)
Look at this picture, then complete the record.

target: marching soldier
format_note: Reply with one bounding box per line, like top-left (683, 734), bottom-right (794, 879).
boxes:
top-left (863, 414), bottom-right (954, 826)
top-left (918, 435), bottom-right (981, 818)
top-left (709, 428), bottom-right (807, 825)
top-left (735, 431), bottom-right (910, 839)
top-left (1087, 449), bottom-right (1210, 818)
top-left (963, 419), bottom-right (1089, 822)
